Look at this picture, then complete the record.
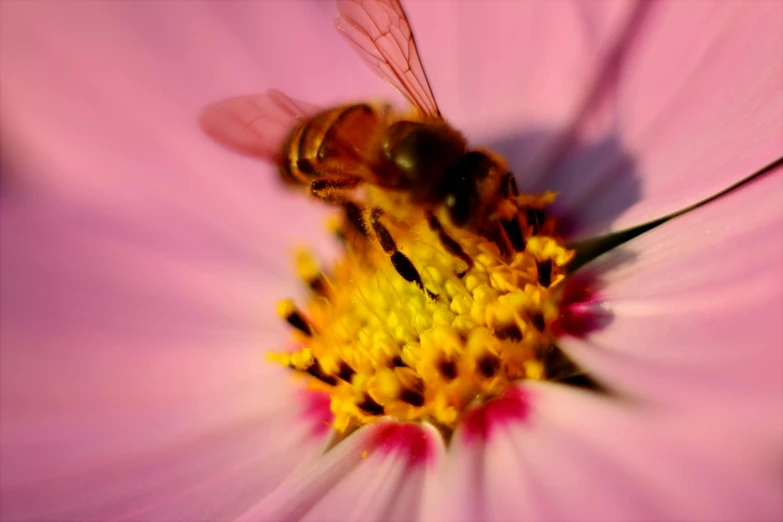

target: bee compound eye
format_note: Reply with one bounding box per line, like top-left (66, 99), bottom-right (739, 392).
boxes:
top-left (383, 122), bottom-right (465, 187)
top-left (447, 190), bottom-right (474, 227)
top-left (460, 151), bottom-right (493, 178)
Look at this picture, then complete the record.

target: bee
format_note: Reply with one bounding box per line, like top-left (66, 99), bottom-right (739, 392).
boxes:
top-left (200, 0), bottom-right (521, 291)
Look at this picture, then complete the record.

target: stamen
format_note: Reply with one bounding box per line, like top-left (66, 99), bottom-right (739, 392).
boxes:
top-left (358, 395), bottom-right (385, 416)
top-left (537, 259), bottom-right (553, 288)
top-left (437, 358), bottom-right (458, 380)
top-left (400, 388), bottom-right (426, 407)
top-left (306, 359), bottom-right (338, 386)
top-left (277, 299), bottom-right (313, 336)
top-left (271, 190), bottom-right (574, 432)
top-left (337, 362), bottom-right (356, 383)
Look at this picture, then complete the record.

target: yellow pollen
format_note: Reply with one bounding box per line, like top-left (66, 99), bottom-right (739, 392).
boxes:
top-left (270, 193), bottom-right (573, 433)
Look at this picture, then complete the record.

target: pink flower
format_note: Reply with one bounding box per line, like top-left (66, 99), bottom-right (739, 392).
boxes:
top-left (1, 1), bottom-right (781, 521)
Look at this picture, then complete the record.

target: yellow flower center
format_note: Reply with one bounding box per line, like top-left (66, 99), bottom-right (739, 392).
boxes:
top-left (270, 191), bottom-right (573, 434)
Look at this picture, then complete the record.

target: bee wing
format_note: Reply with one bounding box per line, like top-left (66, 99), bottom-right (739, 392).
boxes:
top-left (198, 90), bottom-right (321, 161)
top-left (336, 0), bottom-right (440, 118)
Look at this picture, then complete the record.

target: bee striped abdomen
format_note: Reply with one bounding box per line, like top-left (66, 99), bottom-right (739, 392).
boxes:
top-left (279, 103), bottom-right (381, 188)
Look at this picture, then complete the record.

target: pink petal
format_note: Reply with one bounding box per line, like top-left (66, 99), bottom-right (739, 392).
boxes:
top-left (0, 198), bottom-right (333, 520)
top-left (243, 420), bottom-right (445, 522)
top-left (560, 166), bottom-right (783, 424)
top-left (529, 0), bottom-right (783, 239)
top-left (0, 206), bottom-right (323, 515)
top-left (421, 382), bottom-right (782, 522)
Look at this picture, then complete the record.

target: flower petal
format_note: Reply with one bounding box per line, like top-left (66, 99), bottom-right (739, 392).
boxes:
top-left (527, 0), bottom-right (783, 239)
top-left (420, 382), bottom-right (783, 522)
top-left (0, 168), bottom-right (332, 521)
top-left (243, 421), bottom-right (444, 522)
top-left (560, 166), bottom-right (783, 423)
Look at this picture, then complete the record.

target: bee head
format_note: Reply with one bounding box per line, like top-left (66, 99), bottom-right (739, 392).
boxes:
top-left (382, 121), bottom-right (466, 196)
top-left (439, 151), bottom-right (495, 227)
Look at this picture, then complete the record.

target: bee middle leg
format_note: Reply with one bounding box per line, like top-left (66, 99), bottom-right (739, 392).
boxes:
top-left (483, 172), bottom-right (526, 258)
top-left (499, 171), bottom-right (519, 198)
top-left (367, 208), bottom-right (436, 298)
top-left (425, 212), bottom-right (473, 276)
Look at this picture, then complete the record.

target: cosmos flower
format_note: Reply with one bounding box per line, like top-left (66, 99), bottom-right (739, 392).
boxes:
top-left (1, 1), bottom-right (781, 521)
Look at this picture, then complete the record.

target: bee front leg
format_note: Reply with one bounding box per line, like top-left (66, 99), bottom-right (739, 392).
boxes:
top-left (367, 208), bottom-right (436, 299)
top-left (310, 177), bottom-right (360, 205)
top-left (425, 212), bottom-right (473, 276)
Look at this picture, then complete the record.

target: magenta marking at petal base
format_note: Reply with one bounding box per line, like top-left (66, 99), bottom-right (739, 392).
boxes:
top-left (299, 389), bottom-right (333, 437)
top-left (369, 422), bottom-right (435, 468)
top-left (461, 387), bottom-right (531, 444)
top-left (553, 270), bottom-right (613, 339)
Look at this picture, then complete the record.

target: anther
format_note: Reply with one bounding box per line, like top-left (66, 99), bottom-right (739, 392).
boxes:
top-left (295, 250), bottom-right (329, 297)
top-left (391, 355), bottom-right (407, 368)
top-left (277, 299), bottom-right (313, 336)
top-left (437, 358), bottom-right (458, 381)
top-left (531, 311), bottom-right (546, 332)
top-left (537, 259), bottom-right (553, 288)
top-left (399, 388), bottom-right (425, 407)
top-left (305, 359), bottom-right (338, 386)
top-left (308, 275), bottom-right (328, 296)
top-left (478, 354), bottom-right (501, 378)
top-left (357, 395), bottom-right (385, 416)
top-left (494, 324), bottom-right (523, 341)
top-left (337, 361), bottom-right (356, 383)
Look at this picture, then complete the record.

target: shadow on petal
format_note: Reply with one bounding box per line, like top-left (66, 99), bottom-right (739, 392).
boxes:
top-left (490, 128), bottom-right (641, 242)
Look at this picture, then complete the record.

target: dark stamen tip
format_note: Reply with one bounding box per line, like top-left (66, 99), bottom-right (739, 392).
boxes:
top-left (478, 354), bottom-right (500, 378)
top-left (494, 324), bottom-right (523, 341)
top-left (357, 396), bottom-right (385, 416)
top-left (306, 359), bottom-right (337, 386)
top-left (531, 312), bottom-right (546, 332)
top-left (537, 259), bottom-right (553, 288)
top-left (337, 361), bottom-right (356, 383)
top-left (308, 275), bottom-right (327, 296)
top-left (399, 388), bottom-right (425, 407)
top-left (437, 358), bottom-right (458, 381)
top-left (285, 310), bottom-right (313, 337)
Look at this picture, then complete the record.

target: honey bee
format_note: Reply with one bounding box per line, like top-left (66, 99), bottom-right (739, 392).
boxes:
top-left (200, 0), bottom-right (521, 291)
